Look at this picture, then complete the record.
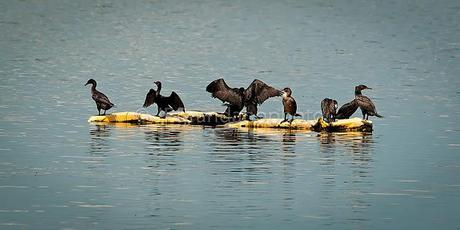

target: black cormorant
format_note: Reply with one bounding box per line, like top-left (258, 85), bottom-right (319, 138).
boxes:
top-left (281, 87), bottom-right (301, 123)
top-left (85, 79), bottom-right (114, 115)
top-left (206, 78), bottom-right (282, 118)
top-left (354, 85), bottom-right (383, 120)
top-left (321, 98), bottom-right (338, 122)
top-left (335, 99), bottom-right (359, 119)
top-left (143, 81), bottom-right (185, 118)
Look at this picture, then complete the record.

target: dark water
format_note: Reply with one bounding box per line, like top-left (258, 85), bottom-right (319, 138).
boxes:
top-left (1, 0), bottom-right (459, 229)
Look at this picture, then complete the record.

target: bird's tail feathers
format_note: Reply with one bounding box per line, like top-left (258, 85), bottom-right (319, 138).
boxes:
top-left (375, 113), bottom-right (384, 118)
top-left (294, 113), bottom-right (302, 117)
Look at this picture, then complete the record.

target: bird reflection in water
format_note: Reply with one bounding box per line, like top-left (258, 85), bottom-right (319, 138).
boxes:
top-left (143, 125), bottom-right (186, 153)
top-left (142, 125), bottom-right (189, 171)
top-left (210, 128), bottom-right (276, 182)
top-left (282, 131), bottom-right (297, 154)
top-left (88, 124), bottom-right (112, 155)
top-left (280, 130), bottom-right (298, 210)
top-left (316, 132), bottom-right (375, 224)
top-left (318, 132), bottom-right (374, 155)
top-left (211, 128), bottom-right (267, 151)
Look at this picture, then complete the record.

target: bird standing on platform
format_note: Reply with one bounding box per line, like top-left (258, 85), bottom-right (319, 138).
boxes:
top-left (321, 98), bottom-right (338, 122)
top-left (354, 85), bottom-right (383, 120)
top-left (206, 78), bottom-right (282, 119)
top-left (281, 87), bottom-right (301, 123)
top-left (85, 79), bottom-right (114, 115)
top-left (143, 81), bottom-right (185, 118)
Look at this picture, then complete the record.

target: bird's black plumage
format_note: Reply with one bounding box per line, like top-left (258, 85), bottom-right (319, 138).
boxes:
top-left (85, 79), bottom-right (114, 115)
top-left (206, 78), bottom-right (282, 118)
top-left (321, 98), bottom-right (338, 122)
top-left (281, 87), bottom-right (301, 123)
top-left (206, 78), bottom-right (244, 117)
top-left (143, 81), bottom-right (185, 118)
top-left (354, 85), bottom-right (383, 120)
top-left (335, 99), bottom-right (359, 119)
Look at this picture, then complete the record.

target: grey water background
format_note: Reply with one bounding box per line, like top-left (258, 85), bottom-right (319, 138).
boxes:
top-left (1, 0), bottom-right (459, 229)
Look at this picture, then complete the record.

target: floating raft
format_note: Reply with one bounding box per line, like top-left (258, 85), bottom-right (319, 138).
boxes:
top-left (88, 112), bottom-right (191, 124)
top-left (314, 117), bottom-right (373, 132)
top-left (88, 112), bottom-right (373, 132)
top-left (227, 117), bottom-right (373, 132)
top-left (88, 111), bottom-right (237, 125)
top-left (227, 118), bottom-right (317, 130)
top-left (169, 111), bottom-right (239, 125)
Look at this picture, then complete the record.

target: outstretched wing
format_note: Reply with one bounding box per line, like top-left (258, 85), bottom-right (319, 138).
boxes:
top-left (143, 89), bottom-right (157, 108)
top-left (206, 78), bottom-right (242, 106)
top-left (244, 79), bottom-right (282, 105)
top-left (167, 91), bottom-right (185, 111)
top-left (335, 99), bottom-right (359, 119)
top-left (92, 90), bottom-right (114, 107)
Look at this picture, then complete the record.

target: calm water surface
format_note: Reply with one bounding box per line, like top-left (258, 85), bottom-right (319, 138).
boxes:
top-left (1, 0), bottom-right (459, 229)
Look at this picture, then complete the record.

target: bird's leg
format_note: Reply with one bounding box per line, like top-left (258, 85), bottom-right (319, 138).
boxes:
top-left (156, 107), bottom-right (160, 116)
top-left (289, 118), bottom-right (294, 124)
top-left (366, 114), bottom-right (369, 120)
top-left (103, 110), bottom-right (106, 115)
top-left (280, 113), bottom-right (288, 124)
top-left (98, 108), bottom-right (101, 116)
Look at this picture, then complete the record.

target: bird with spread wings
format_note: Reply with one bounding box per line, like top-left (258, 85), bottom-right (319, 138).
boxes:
top-left (206, 78), bottom-right (282, 119)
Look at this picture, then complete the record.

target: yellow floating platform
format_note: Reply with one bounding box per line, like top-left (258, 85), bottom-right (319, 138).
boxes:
top-left (226, 117), bottom-right (372, 132)
top-left (314, 117), bottom-right (373, 132)
top-left (169, 111), bottom-right (235, 125)
top-left (226, 118), bottom-right (317, 130)
top-left (88, 112), bottom-right (191, 124)
top-left (88, 112), bottom-right (373, 132)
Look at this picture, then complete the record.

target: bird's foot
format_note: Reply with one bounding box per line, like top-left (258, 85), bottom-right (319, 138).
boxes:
top-left (280, 119), bottom-right (288, 124)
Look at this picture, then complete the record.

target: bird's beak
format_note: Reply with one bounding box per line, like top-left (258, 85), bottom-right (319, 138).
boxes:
top-left (367, 87), bottom-right (372, 90)
top-left (84, 83), bottom-right (88, 86)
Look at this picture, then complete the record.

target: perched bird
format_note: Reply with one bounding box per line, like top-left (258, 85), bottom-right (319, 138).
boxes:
top-left (281, 87), bottom-right (301, 123)
top-left (85, 79), bottom-right (114, 115)
top-left (321, 98), bottom-right (338, 122)
top-left (206, 78), bottom-right (282, 119)
top-left (143, 81), bottom-right (185, 118)
top-left (354, 85), bottom-right (383, 120)
top-left (335, 99), bottom-right (359, 119)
